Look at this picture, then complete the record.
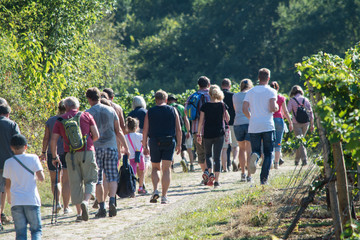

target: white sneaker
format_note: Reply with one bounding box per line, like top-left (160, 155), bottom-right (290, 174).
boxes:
top-left (161, 196), bottom-right (169, 204)
top-left (249, 153), bottom-right (259, 174)
top-left (64, 207), bottom-right (73, 215)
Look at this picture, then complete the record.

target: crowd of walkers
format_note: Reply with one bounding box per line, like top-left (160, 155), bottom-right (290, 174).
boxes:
top-left (0, 67), bottom-right (314, 239)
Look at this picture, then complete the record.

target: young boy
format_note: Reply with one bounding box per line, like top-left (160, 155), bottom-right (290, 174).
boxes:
top-left (3, 134), bottom-right (44, 240)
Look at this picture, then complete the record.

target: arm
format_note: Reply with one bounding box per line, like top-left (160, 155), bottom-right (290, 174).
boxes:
top-left (196, 111), bottom-right (205, 144)
top-left (5, 179), bottom-right (11, 204)
top-left (115, 106), bottom-right (126, 134)
top-left (142, 113), bottom-right (149, 155)
top-left (174, 110), bottom-right (182, 155)
top-left (269, 98), bottom-right (279, 113)
top-left (184, 115), bottom-right (191, 139)
top-left (50, 133), bottom-right (61, 167)
top-left (114, 119), bottom-right (130, 156)
top-left (242, 101), bottom-right (251, 119)
top-left (224, 110), bottom-right (230, 123)
top-left (36, 170), bottom-right (45, 182)
top-left (90, 124), bottom-right (99, 142)
top-left (39, 125), bottom-right (50, 161)
top-left (281, 101), bottom-right (293, 132)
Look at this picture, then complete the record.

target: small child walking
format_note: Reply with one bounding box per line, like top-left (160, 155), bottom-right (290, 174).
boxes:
top-left (3, 134), bottom-right (45, 240)
top-left (125, 117), bottom-right (147, 195)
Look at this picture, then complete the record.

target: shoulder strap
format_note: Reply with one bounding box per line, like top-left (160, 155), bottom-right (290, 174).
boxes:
top-left (12, 155), bottom-right (34, 176)
top-left (302, 98), bottom-right (305, 105)
top-left (127, 134), bottom-right (142, 152)
top-left (293, 97), bottom-right (302, 106)
top-left (222, 102), bottom-right (229, 126)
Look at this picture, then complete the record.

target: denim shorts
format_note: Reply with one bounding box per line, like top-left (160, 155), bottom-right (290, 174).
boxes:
top-left (274, 118), bottom-right (284, 152)
top-left (234, 124), bottom-right (250, 142)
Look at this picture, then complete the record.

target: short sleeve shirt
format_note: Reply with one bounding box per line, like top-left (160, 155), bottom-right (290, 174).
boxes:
top-left (273, 94), bottom-right (286, 119)
top-left (0, 117), bottom-right (20, 169)
top-left (3, 154), bottom-right (43, 206)
top-left (244, 85), bottom-right (277, 133)
top-left (53, 109), bottom-right (97, 152)
top-left (46, 115), bottom-right (65, 154)
top-left (233, 92), bottom-right (250, 125)
top-left (200, 102), bottom-right (228, 138)
top-left (86, 103), bottom-right (119, 149)
top-left (125, 132), bottom-right (143, 159)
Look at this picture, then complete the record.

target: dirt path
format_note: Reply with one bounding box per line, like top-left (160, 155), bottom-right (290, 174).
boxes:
top-left (0, 155), bottom-right (294, 240)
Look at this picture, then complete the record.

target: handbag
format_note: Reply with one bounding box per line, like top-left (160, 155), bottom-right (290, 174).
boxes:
top-left (127, 134), bottom-right (143, 163)
top-left (222, 103), bottom-right (231, 145)
top-left (156, 136), bottom-right (174, 147)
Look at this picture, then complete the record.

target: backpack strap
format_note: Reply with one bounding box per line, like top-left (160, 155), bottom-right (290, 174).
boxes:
top-left (127, 134), bottom-right (142, 152)
top-left (12, 155), bottom-right (34, 176)
top-left (293, 97), bottom-right (302, 106)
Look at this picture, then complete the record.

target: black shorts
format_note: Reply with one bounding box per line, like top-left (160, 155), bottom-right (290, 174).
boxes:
top-left (47, 153), bottom-right (67, 171)
top-left (149, 137), bottom-right (175, 163)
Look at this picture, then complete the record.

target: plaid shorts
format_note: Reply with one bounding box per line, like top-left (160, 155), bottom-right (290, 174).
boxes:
top-left (95, 148), bottom-right (118, 184)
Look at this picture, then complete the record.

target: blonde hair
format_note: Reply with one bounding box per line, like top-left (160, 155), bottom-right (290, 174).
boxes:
top-left (155, 90), bottom-right (168, 101)
top-left (209, 84), bottom-right (224, 101)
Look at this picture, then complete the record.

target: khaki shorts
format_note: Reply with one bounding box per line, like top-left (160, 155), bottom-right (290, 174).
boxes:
top-left (65, 151), bottom-right (98, 205)
top-left (222, 126), bottom-right (239, 148)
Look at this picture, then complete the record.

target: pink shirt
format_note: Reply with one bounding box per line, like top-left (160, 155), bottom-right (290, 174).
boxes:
top-left (287, 94), bottom-right (314, 124)
top-left (53, 109), bottom-right (97, 152)
top-left (273, 94), bottom-right (285, 119)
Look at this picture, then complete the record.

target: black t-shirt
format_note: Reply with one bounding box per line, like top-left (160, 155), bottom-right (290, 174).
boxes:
top-left (222, 89), bottom-right (235, 125)
top-left (200, 102), bottom-right (228, 138)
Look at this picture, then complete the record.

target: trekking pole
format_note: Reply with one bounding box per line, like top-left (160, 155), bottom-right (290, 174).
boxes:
top-left (51, 163), bottom-right (59, 224)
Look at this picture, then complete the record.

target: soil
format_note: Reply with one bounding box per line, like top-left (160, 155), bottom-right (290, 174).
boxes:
top-left (0, 155), bottom-right (332, 240)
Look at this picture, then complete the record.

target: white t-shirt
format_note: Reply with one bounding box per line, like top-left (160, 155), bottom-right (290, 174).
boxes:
top-left (3, 154), bottom-right (43, 207)
top-left (244, 85), bottom-right (277, 133)
top-left (125, 132), bottom-right (143, 159)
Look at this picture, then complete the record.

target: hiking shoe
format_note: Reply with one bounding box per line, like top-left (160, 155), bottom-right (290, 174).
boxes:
top-left (180, 158), bottom-right (189, 172)
top-left (279, 158), bottom-right (285, 165)
top-left (64, 207), bottom-right (73, 215)
top-left (295, 161), bottom-right (299, 166)
top-left (80, 201), bottom-right (89, 221)
top-left (302, 161), bottom-right (308, 166)
top-left (0, 223), bottom-right (3, 231)
top-left (241, 173), bottom-right (246, 182)
top-left (92, 199), bottom-right (99, 209)
top-left (150, 190), bottom-right (160, 203)
top-left (202, 171), bottom-right (209, 185)
top-left (161, 196), bottom-right (169, 204)
top-left (53, 204), bottom-right (62, 214)
top-left (214, 182), bottom-right (220, 188)
top-left (95, 208), bottom-right (106, 218)
top-left (109, 202), bottom-right (117, 217)
top-left (208, 173), bottom-right (215, 186)
top-left (246, 176), bottom-right (253, 183)
top-left (75, 215), bottom-right (83, 222)
top-left (232, 161), bottom-right (238, 172)
top-left (189, 164), bottom-right (195, 172)
top-left (138, 188), bottom-right (147, 195)
top-left (249, 153), bottom-right (259, 174)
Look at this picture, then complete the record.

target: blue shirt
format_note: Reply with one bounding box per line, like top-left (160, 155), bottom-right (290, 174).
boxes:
top-left (128, 107), bottom-right (147, 130)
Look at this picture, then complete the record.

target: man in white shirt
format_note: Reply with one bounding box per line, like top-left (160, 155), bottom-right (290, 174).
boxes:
top-left (243, 68), bottom-right (278, 185)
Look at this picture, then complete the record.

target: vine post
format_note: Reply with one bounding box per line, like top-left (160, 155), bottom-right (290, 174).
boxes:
top-left (307, 79), bottom-right (342, 239)
top-left (332, 141), bottom-right (352, 226)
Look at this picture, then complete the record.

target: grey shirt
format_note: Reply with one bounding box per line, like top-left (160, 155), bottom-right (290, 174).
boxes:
top-left (86, 103), bottom-right (119, 149)
top-left (0, 116), bottom-right (20, 169)
top-left (233, 92), bottom-right (249, 126)
top-left (46, 115), bottom-right (64, 154)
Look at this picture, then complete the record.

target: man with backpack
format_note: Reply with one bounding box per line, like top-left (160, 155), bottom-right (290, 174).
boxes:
top-left (51, 97), bottom-right (100, 222)
top-left (185, 76), bottom-right (211, 182)
top-left (167, 94), bottom-right (193, 172)
top-left (86, 88), bottom-right (130, 218)
top-left (242, 68), bottom-right (278, 185)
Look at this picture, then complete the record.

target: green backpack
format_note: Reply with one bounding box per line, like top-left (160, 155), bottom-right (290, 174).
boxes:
top-left (58, 112), bottom-right (87, 152)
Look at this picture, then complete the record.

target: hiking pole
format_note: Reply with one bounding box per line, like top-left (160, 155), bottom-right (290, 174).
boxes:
top-left (51, 163), bottom-right (59, 224)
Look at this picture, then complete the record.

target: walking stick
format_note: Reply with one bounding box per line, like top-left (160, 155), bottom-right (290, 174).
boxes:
top-left (51, 163), bottom-right (59, 224)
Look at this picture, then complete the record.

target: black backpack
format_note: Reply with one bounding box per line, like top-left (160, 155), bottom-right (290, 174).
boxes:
top-left (292, 98), bottom-right (310, 123)
top-left (116, 155), bottom-right (137, 198)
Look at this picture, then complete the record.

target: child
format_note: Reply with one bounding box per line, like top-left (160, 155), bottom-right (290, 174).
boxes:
top-left (3, 134), bottom-right (45, 240)
top-left (125, 117), bottom-right (147, 195)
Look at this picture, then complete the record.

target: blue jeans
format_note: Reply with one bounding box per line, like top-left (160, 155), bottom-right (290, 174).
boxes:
top-left (274, 118), bottom-right (284, 152)
top-left (204, 136), bottom-right (224, 172)
top-left (11, 205), bottom-right (42, 240)
top-left (250, 131), bottom-right (275, 184)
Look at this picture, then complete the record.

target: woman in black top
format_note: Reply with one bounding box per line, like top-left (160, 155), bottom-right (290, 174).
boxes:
top-left (197, 85), bottom-right (230, 188)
